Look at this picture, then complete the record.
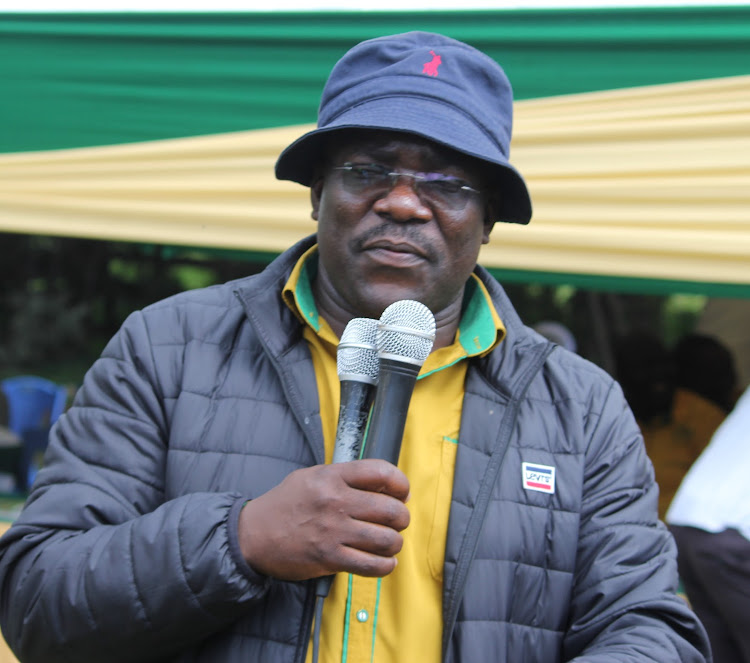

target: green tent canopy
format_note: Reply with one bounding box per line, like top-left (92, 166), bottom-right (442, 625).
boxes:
top-left (1, 6), bottom-right (749, 295)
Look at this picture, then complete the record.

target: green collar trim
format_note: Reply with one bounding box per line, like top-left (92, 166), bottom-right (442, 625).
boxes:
top-left (289, 251), bottom-right (501, 359)
top-left (457, 275), bottom-right (500, 356)
top-left (291, 252), bottom-right (320, 332)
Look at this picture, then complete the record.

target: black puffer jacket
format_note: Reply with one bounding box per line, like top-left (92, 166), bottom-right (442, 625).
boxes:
top-left (0, 235), bottom-right (709, 662)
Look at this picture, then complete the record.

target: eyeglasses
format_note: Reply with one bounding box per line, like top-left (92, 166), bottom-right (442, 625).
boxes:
top-left (332, 162), bottom-right (482, 211)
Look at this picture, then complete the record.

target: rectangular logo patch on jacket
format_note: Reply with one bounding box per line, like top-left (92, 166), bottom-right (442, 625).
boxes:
top-left (522, 462), bottom-right (556, 494)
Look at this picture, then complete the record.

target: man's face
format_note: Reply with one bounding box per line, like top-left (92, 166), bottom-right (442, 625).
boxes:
top-left (311, 132), bottom-right (494, 321)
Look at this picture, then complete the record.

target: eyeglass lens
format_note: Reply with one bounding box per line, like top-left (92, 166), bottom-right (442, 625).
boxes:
top-left (334, 163), bottom-right (479, 210)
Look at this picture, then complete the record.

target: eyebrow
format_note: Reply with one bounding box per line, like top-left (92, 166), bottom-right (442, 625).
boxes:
top-left (342, 145), bottom-right (466, 176)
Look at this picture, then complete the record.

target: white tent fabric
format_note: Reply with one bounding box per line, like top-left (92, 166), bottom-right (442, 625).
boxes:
top-left (1, 74), bottom-right (749, 285)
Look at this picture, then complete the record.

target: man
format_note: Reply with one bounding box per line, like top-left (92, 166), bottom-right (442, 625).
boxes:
top-left (0, 32), bottom-right (709, 663)
top-left (668, 384), bottom-right (750, 663)
top-left (616, 331), bottom-right (738, 519)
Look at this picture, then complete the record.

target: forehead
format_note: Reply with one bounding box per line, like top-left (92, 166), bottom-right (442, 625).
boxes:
top-left (324, 130), bottom-right (488, 179)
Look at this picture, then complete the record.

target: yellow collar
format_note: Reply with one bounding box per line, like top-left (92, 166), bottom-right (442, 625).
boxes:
top-left (282, 244), bottom-right (506, 374)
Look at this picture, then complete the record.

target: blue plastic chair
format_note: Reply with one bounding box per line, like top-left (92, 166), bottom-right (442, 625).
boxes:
top-left (1, 375), bottom-right (68, 437)
top-left (1, 376), bottom-right (68, 492)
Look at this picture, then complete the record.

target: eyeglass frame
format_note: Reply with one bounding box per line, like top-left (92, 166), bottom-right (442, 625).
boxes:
top-left (330, 162), bottom-right (483, 211)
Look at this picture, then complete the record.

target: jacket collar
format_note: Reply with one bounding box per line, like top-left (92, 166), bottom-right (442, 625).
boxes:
top-left (233, 234), bottom-right (318, 359)
top-left (234, 233), bottom-right (548, 404)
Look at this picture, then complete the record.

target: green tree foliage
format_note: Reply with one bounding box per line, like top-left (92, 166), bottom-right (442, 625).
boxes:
top-left (0, 233), bottom-right (265, 385)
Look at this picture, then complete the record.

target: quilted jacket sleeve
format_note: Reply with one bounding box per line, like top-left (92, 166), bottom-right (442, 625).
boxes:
top-left (0, 309), bottom-right (270, 663)
top-left (563, 379), bottom-right (710, 662)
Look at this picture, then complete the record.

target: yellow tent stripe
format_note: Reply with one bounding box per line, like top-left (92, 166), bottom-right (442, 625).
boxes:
top-left (1, 75), bottom-right (749, 284)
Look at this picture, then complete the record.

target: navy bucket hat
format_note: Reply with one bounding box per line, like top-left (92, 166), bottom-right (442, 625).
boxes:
top-left (275, 31), bottom-right (532, 224)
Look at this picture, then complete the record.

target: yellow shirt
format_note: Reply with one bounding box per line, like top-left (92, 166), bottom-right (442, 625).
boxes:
top-left (641, 388), bottom-right (728, 520)
top-left (283, 246), bottom-right (504, 663)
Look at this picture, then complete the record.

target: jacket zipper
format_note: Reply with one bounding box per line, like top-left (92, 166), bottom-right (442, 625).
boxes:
top-left (441, 342), bottom-right (556, 662)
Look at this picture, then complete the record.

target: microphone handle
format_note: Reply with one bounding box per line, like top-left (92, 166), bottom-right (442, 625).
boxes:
top-left (362, 357), bottom-right (421, 466)
top-left (332, 379), bottom-right (375, 464)
top-left (316, 378), bottom-right (375, 600)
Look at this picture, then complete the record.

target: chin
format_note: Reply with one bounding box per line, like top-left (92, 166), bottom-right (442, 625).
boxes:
top-left (363, 291), bottom-right (435, 319)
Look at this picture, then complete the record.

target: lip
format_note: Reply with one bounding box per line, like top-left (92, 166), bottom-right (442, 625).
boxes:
top-left (361, 238), bottom-right (428, 268)
top-left (362, 238), bottom-right (427, 258)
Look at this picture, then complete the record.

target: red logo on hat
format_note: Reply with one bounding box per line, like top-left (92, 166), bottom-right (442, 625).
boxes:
top-left (423, 50), bottom-right (442, 77)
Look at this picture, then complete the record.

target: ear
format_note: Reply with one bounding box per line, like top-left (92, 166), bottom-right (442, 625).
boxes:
top-left (481, 199), bottom-right (498, 244)
top-left (310, 175), bottom-right (324, 221)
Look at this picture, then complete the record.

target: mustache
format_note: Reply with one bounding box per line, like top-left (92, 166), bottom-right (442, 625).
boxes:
top-left (353, 223), bottom-right (435, 260)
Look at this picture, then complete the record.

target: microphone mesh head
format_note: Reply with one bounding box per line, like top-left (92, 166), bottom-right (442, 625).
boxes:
top-left (337, 317), bottom-right (379, 384)
top-left (377, 300), bottom-right (436, 366)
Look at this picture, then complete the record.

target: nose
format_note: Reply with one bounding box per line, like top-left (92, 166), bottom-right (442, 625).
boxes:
top-left (372, 175), bottom-right (432, 222)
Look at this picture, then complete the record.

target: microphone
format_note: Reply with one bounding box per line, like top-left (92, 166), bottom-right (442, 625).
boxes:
top-left (332, 317), bottom-right (379, 464)
top-left (362, 300), bottom-right (436, 466)
top-left (315, 317), bottom-right (379, 602)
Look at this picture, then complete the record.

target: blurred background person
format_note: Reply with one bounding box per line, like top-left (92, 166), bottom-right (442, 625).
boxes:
top-left (532, 320), bottom-right (578, 353)
top-left (614, 332), bottom-right (738, 520)
top-left (673, 333), bottom-right (740, 414)
top-left (614, 330), bottom-right (675, 430)
top-left (651, 333), bottom-right (738, 519)
top-left (667, 385), bottom-right (750, 663)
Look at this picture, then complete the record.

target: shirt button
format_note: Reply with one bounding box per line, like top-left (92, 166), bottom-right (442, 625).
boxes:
top-left (356, 609), bottom-right (369, 623)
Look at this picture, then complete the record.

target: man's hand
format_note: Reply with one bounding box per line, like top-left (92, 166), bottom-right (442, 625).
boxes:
top-left (238, 459), bottom-right (410, 581)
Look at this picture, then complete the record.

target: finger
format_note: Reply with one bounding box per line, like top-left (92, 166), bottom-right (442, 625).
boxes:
top-left (292, 464), bottom-right (409, 531)
top-left (339, 519), bottom-right (405, 558)
top-left (337, 458), bottom-right (410, 502)
top-left (344, 489), bottom-right (411, 532)
top-left (297, 518), bottom-right (403, 579)
top-left (334, 545), bottom-right (400, 578)
top-left (237, 464), bottom-right (409, 581)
